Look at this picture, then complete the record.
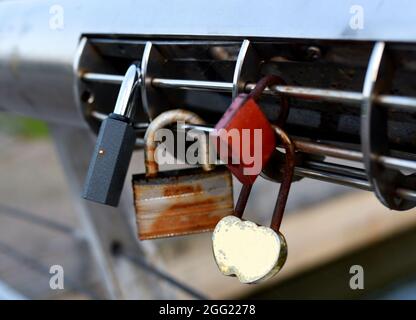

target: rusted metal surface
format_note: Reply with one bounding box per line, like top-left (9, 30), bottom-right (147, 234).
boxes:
top-left (247, 75), bottom-right (289, 127)
top-left (133, 166), bottom-right (234, 240)
top-left (232, 125), bottom-right (295, 232)
top-left (214, 75), bottom-right (288, 185)
top-left (270, 125), bottom-right (296, 231)
top-left (234, 184), bottom-right (252, 219)
top-left (144, 109), bottom-right (213, 178)
top-left (134, 109), bottom-right (231, 240)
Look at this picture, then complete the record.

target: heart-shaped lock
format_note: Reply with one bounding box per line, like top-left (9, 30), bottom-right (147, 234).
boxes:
top-left (212, 125), bottom-right (295, 284)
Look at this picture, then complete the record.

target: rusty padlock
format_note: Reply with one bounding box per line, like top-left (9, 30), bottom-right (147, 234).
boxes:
top-left (213, 75), bottom-right (289, 184)
top-left (212, 125), bottom-right (295, 284)
top-left (133, 109), bottom-right (234, 240)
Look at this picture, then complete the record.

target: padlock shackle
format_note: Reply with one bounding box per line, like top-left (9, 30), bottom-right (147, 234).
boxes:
top-left (234, 184), bottom-right (252, 219)
top-left (234, 125), bottom-right (295, 232)
top-left (248, 75), bottom-right (289, 128)
top-left (144, 109), bottom-right (214, 177)
top-left (113, 64), bottom-right (141, 119)
top-left (270, 126), bottom-right (295, 231)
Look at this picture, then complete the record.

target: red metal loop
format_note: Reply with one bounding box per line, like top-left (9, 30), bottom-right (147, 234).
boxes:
top-left (248, 74), bottom-right (289, 127)
top-left (234, 125), bottom-right (295, 232)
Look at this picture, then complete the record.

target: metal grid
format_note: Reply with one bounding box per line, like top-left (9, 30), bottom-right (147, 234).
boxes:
top-left (78, 39), bottom-right (416, 208)
top-left (0, 204), bottom-right (206, 299)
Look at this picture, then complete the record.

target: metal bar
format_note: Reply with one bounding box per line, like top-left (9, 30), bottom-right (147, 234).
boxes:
top-left (89, 112), bottom-right (416, 176)
top-left (124, 252), bottom-right (208, 300)
top-left (246, 83), bottom-right (363, 105)
top-left (294, 139), bottom-right (416, 172)
top-left (81, 72), bottom-right (416, 110)
top-left (297, 162), bottom-right (415, 200)
top-left (294, 140), bottom-right (362, 162)
top-left (182, 132), bottom-right (416, 201)
top-left (376, 95), bottom-right (416, 112)
top-left (295, 166), bottom-right (372, 191)
top-left (90, 110), bottom-right (108, 121)
top-left (87, 110), bottom-right (416, 201)
top-left (0, 204), bottom-right (74, 235)
top-left (303, 160), bottom-right (367, 179)
top-left (88, 111), bottom-right (416, 205)
top-left (378, 155), bottom-right (416, 172)
top-left (89, 112), bottom-right (416, 174)
top-left (181, 123), bottom-right (416, 173)
top-left (0, 240), bottom-right (99, 299)
top-left (90, 111), bottom-right (149, 131)
top-left (89, 38), bottom-right (241, 46)
top-left (397, 188), bottom-right (416, 201)
top-left (82, 73), bottom-right (124, 84)
top-left (151, 78), bottom-right (233, 92)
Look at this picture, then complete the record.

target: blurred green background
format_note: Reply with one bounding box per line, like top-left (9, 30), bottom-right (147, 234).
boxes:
top-left (0, 115), bottom-right (48, 139)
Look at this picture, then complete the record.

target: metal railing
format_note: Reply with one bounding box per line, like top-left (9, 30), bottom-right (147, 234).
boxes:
top-left (79, 39), bottom-right (416, 208)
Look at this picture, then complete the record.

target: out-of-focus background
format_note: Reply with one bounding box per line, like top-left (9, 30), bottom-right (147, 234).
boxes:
top-left (2, 114), bottom-right (416, 299)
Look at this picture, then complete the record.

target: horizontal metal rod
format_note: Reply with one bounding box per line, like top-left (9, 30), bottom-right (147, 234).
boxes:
top-left (245, 83), bottom-right (363, 105)
top-left (89, 112), bottom-right (416, 173)
top-left (90, 110), bottom-right (108, 121)
top-left (82, 72), bottom-right (416, 110)
top-left (88, 110), bottom-right (415, 202)
top-left (0, 204), bottom-right (74, 235)
top-left (179, 123), bottom-right (416, 173)
top-left (151, 78), bottom-right (233, 92)
top-left (123, 252), bottom-right (207, 300)
top-left (295, 166), bottom-right (372, 191)
top-left (294, 140), bottom-right (362, 162)
top-left (378, 155), bottom-right (416, 172)
top-left (397, 188), bottom-right (416, 201)
top-left (297, 163), bottom-right (416, 201)
top-left (304, 160), bottom-right (367, 179)
top-left (0, 240), bottom-right (99, 299)
top-left (82, 73), bottom-right (124, 84)
top-left (375, 95), bottom-right (416, 112)
top-left (294, 140), bottom-right (416, 172)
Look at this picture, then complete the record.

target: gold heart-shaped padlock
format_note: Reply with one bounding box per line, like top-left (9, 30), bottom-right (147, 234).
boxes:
top-left (212, 125), bottom-right (295, 283)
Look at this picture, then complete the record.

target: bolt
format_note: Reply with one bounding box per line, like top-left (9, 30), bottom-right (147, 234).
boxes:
top-left (306, 46), bottom-right (322, 60)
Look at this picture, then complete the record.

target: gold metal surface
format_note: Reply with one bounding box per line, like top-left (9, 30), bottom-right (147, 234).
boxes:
top-left (212, 215), bottom-right (287, 283)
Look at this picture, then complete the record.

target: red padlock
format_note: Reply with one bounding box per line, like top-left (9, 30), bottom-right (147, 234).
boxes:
top-left (213, 75), bottom-right (288, 184)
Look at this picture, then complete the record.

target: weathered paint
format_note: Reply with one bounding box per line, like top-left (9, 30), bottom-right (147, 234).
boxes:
top-left (133, 166), bottom-right (234, 240)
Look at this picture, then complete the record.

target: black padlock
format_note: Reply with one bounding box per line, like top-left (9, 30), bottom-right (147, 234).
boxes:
top-left (83, 64), bottom-right (140, 206)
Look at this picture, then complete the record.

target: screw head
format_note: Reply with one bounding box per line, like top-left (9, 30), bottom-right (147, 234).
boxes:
top-left (306, 46), bottom-right (322, 61)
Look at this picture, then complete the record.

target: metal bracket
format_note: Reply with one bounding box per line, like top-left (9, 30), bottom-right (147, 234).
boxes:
top-left (232, 39), bottom-right (262, 100)
top-left (141, 41), bottom-right (167, 121)
top-left (361, 42), bottom-right (416, 210)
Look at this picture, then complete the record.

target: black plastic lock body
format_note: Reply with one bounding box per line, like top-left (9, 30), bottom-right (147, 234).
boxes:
top-left (83, 113), bottom-right (136, 206)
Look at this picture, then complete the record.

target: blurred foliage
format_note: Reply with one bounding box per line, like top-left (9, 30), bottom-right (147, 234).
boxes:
top-left (0, 114), bottom-right (48, 139)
